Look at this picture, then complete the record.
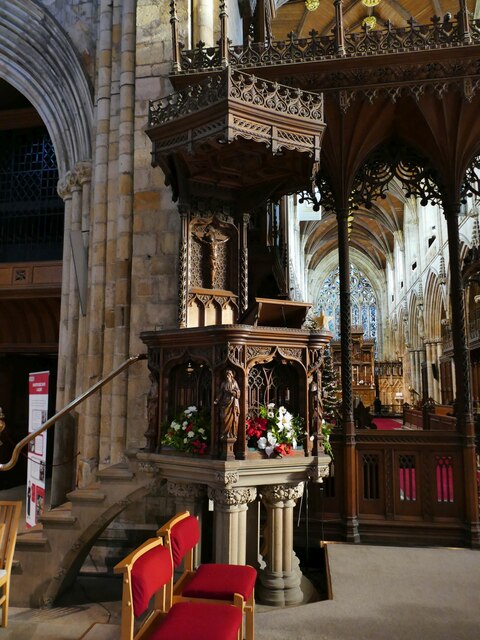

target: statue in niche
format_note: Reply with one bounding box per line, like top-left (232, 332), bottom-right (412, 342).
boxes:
top-left (215, 368), bottom-right (240, 439)
top-left (144, 373), bottom-right (159, 452)
top-left (193, 223), bottom-right (230, 288)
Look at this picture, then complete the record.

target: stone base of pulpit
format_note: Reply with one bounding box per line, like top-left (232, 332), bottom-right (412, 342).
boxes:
top-left (256, 553), bottom-right (304, 606)
top-left (133, 450), bottom-right (330, 606)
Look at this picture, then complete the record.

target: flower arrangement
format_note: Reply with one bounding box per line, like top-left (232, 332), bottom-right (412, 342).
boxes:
top-left (321, 420), bottom-right (334, 459)
top-left (161, 406), bottom-right (209, 455)
top-left (246, 403), bottom-right (305, 457)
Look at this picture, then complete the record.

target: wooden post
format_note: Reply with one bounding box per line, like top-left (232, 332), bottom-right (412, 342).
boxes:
top-left (337, 206), bottom-right (359, 543)
top-left (444, 200), bottom-right (479, 547)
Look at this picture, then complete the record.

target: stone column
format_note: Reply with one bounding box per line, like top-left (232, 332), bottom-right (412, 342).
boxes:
top-left (257, 482), bottom-right (304, 606)
top-left (434, 340), bottom-right (442, 403)
top-left (110, 0), bottom-right (137, 465)
top-left (79, 0), bottom-right (114, 487)
top-left (208, 486), bottom-right (257, 565)
top-left (168, 481), bottom-right (208, 566)
top-left (408, 349), bottom-right (416, 400)
top-left (425, 342), bottom-right (434, 400)
top-left (52, 162), bottom-right (92, 507)
top-left (194, 0), bottom-right (214, 46)
top-left (56, 174), bottom-right (74, 412)
top-left (415, 349), bottom-right (422, 397)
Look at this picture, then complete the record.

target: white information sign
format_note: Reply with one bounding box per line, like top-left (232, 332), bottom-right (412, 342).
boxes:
top-left (26, 371), bottom-right (49, 528)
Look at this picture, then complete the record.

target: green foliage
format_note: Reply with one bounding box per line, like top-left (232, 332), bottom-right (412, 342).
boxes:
top-left (322, 346), bottom-right (340, 426)
top-left (161, 406), bottom-right (209, 455)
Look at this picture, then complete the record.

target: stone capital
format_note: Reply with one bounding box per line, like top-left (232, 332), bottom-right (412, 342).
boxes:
top-left (57, 171), bottom-right (76, 200)
top-left (73, 161), bottom-right (93, 186)
top-left (214, 470), bottom-right (239, 487)
top-left (260, 482), bottom-right (304, 507)
top-left (167, 480), bottom-right (207, 500)
top-left (208, 486), bottom-right (257, 509)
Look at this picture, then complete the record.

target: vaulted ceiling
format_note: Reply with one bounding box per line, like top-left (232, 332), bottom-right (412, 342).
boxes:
top-left (272, 1), bottom-right (477, 40)
top-left (270, 1), bottom-right (479, 287)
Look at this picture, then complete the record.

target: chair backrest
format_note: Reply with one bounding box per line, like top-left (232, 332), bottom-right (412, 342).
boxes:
top-left (0, 501), bottom-right (21, 573)
top-left (114, 537), bottom-right (174, 640)
top-left (157, 511), bottom-right (200, 570)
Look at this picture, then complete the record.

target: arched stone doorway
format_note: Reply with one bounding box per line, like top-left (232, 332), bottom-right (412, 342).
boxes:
top-left (0, 2), bottom-right (93, 495)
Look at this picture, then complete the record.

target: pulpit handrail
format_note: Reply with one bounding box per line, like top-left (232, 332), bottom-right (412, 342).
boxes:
top-left (0, 354), bottom-right (147, 472)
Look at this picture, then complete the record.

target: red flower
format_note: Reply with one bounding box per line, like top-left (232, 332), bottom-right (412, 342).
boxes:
top-left (192, 439), bottom-right (207, 455)
top-left (246, 417), bottom-right (268, 440)
top-left (275, 443), bottom-right (293, 457)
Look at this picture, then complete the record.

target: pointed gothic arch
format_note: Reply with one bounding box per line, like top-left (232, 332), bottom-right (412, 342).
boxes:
top-left (0, 0), bottom-right (93, 176)
top-left (424, 271), bottom-right (446, 340)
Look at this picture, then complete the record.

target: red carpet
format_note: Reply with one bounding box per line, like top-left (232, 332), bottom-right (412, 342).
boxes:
top-left (372, 417), bottom-right (402, 430)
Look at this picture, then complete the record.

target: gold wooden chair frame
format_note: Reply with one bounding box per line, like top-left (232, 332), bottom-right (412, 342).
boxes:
top-left (157, 511), bottom-right (256, 640)
top-left (0, 501), bottom-right (21, 628)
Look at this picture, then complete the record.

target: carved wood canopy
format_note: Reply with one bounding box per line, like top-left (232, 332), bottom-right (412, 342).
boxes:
top-left (146, 68), bottom-right (325, 210)
top-left (167, 6), bottom-right (480, 266)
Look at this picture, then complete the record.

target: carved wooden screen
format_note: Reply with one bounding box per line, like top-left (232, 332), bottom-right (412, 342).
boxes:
top-left (436, 455), bottom-right (454, 503)
top-left (167, 362), bottom-right (212, 417)
top-left (362, 453), bottom-right (380, 501)
top-left (247, 360), bottom-right (300, 416)
top-left (398, 454), bottom-right (416, 502)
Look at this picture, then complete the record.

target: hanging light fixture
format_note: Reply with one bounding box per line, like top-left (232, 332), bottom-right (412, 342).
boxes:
top-left (305, 0), bottom-right (320, 11)
top-left (361, 0), bottom-right (381, 6)
top-left (363, 15), bottom-right (377, 29)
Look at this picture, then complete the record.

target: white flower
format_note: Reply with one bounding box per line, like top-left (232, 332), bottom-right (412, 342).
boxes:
top-left (267, 403), bottom-right (275, 409)
top-left (267, 431), bottom-right (277, 446)
top-left (186, 405), bottom-right (197, 413)
top-left (171, 421), bottom-right (180, 431)
top-left (278, 406), bottom-right (287, 415)
top-left (267, 411), bottom-right (275, 418)
top-left (265, 445), bottom-right (275, 457)
top-left (182, 421), bottom-right (189, 428)
top-left (198, 428), bottom-right (205, 434)
top-left (183, 438), bottom-right (188, 443)
top-left (187, 431), bottom-right (195, 438)
top-left (277, 412), bottom-right (292, 431)
top-left (292, 438), bottom-right (297, 449)
top-left (257, 437), bottom-right (267, 450)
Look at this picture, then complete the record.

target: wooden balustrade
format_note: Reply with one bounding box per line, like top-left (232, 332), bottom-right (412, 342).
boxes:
top-left (309, 430), bottom-right (469, 547)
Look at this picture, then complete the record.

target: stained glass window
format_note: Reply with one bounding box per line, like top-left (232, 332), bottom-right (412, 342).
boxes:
top-left (0, 127), bottom-right (63, 262)
top-left (314, 265), bottom-right (377, 347)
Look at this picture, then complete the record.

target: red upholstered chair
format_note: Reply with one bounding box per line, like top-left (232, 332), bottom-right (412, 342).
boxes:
top-left (114, 536), bottom-right (242, 640)
top-left (157, 511), bottom-right (256, 640)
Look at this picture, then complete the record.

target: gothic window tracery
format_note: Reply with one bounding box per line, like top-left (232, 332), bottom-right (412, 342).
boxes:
top-left (314, 265), bottom-right (378, 346)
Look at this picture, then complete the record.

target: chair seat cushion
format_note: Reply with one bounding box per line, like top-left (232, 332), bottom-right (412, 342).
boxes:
top-left (151, 601), bottom-right (242, 640)
top-left (183, 563), bottom-right (256, 601)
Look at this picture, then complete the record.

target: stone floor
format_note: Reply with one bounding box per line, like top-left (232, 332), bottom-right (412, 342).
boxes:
top-left (3, 542), bottom-right (480, 639)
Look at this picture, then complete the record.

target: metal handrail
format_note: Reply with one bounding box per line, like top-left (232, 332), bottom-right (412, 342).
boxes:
top-left (0, 353), bottom-right (148, 472)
